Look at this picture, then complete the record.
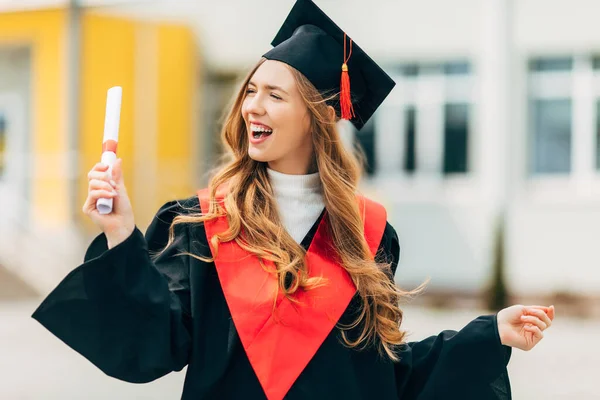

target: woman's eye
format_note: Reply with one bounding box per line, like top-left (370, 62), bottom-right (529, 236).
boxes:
top-left (270, 94), bottom-right (282, 100)
top-left (246, 88), bottom-right (256, 94)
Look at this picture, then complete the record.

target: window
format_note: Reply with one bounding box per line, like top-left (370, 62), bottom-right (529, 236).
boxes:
top-left (443, 103), bottom-right (469, 174)
top-left (355, 117), bottom-right (376, 175)
top-left (531, 99), bottom-right (572, 174)
top-left (594, 63), bottom-right (600, 172)
top-left (359, 60), bottom-right (473, 178)
top-left (202, 71), bottom-right (239, 181)
top-left (528, 57), bottom-right (573, 175)
top-left (596, 101), bottom-right (600, 170)
top-left (529, 57), bottom-right (573, 72)
top-left (0, 114), bottom-right (5, 179)
top-left (400, 61), bottom-right (472, 176)
top-left (404, 106), bottom-right (416, 174)
top-left (444, 61), bottom-right (471, 75)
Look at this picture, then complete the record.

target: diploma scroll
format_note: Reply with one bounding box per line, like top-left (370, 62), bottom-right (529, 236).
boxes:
top-left (96, 86), bottom-right (122, 215)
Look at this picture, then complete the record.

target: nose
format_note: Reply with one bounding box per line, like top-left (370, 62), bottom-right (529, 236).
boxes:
top-left (244, 92), bottom-right (266, 116)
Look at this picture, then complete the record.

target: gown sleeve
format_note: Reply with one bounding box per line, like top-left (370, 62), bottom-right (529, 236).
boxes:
top-left (31, 199), bottom-right (196, 384)
top-left (380, 223), bottom-right (512, 400)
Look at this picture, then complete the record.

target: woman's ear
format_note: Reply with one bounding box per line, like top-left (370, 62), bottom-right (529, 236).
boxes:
top-left (327, 105), bottom-right (338, 123)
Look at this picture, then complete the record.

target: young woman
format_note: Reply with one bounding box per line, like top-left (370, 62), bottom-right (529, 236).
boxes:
top-left (32, 1), bottom-right (554, 399)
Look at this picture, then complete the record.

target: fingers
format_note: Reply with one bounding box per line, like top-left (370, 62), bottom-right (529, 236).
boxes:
top-left (82, 160), bottom-right (124, 217)
top-left (524, 324), bottom-right (544, 341)
top-left (89, 162), bottom-right (109, 175)
top-left (82, 189), bottom-right (118, 215)
top-left (528, 307), bottom-right (553, 327)
top-left (523, 307), bottom-right (552, 330)
top-left (112, 158), bottom-right (124, 186)
top-left (92, 162), bottom-right (109, 171)
top-left (529, 305), bottom-right (554, 312)
top-left (88, 161), bottom-right (121, 187)
top-left (528, 305), bottom-right (556, 322)
top-left (527, 305), bottom-right (553, 315)
top-left (88, 164), bottom-right (111, 182)
top-left (89, 189), bottom-right (118, 200)
top-left (88, 170), bottom-right (112, 182)
top-left (521, 315), bottom-right (547, 330)
top-left (89, 179), bottom-right (116, 193)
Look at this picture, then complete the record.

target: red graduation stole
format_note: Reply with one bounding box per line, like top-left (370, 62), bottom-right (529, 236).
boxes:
top-left (197, 188), bottom-right (387, 400)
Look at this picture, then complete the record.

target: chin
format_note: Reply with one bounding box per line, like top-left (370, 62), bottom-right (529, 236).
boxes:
top-left (248, 149), bottom-right (272, 162)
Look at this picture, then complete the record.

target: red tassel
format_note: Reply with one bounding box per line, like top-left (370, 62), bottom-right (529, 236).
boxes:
top-left (340, 63), bottom-right (354, 120)
top-left (340, 33), bottom-right (355, 121)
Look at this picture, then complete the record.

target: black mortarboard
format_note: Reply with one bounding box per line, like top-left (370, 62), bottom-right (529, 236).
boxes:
top-left (262, 0), bottom-right (395, 131)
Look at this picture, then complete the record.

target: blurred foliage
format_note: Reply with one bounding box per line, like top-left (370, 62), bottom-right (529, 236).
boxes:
top-left (486, 215), bottom-right (509, 311)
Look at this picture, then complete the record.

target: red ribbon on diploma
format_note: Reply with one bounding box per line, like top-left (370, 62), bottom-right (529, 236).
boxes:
top-left (102, 140), bottom-right (118, 154)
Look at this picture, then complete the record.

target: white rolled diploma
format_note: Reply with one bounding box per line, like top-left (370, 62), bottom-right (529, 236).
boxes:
top-left (96, 86), bottom-right (122, 215)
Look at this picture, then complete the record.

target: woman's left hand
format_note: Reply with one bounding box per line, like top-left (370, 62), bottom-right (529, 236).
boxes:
top-left (496, 304), bottom-right (555, 351)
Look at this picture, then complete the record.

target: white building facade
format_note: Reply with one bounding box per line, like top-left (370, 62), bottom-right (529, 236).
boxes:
top-left (170, 0), bottom-right (600, 298)
top-left (2, 0), bottom-right (599, 299)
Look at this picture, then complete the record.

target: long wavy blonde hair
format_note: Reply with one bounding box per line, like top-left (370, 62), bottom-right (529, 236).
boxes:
top-left (164, 58), bottom-right (426, 360)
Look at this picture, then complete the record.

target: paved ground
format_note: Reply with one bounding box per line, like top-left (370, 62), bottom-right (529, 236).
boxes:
top-left (1, 300), bottom-right (598, 399)
top-left (0, 266), bottom-right (37, 301)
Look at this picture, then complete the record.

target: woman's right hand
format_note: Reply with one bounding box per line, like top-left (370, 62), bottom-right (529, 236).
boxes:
top-left (82, 158), bottom-right (135, 248)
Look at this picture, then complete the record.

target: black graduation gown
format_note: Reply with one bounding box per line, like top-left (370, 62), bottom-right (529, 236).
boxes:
top-left (32, 196), bottom-right (512, 400)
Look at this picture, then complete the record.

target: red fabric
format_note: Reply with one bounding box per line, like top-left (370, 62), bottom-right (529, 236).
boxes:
top-left (197, 188), bottom-right (387, 400)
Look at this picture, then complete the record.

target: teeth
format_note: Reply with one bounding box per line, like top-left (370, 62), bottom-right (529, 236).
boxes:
top-left (251, 124), bottom-right (272, 133)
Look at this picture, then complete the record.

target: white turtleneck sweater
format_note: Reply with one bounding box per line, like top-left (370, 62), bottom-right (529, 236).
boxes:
top-left (267, 168), bottom-right (325, 244)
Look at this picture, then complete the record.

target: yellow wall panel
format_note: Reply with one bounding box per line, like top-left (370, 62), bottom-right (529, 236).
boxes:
top-left (156, 24), bottom-right (198, 206)
top-left (78, 13), bottom-right (136, 231)
top-left (0, 10), bottom-right (199, 232)
top-left (0, 9), bottom-right (68, 227)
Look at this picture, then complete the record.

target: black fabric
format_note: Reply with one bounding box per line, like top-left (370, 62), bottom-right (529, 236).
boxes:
top-left (263, 0), bottom-right (395, 131)
top-left (32, 196), bottom-right (512, 399)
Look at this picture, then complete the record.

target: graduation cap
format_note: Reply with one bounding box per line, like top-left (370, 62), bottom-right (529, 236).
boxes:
top-left (262, 0), bottom-right (395, 131)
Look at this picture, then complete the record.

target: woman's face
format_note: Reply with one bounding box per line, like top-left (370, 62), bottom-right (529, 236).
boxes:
top-left (241, 60), bottom-right (313, 175)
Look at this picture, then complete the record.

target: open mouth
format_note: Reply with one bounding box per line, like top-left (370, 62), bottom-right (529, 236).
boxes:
top-left (252, 131), bottom-right (272, 139)
top-left (251, 124), bottom-right (273, 139)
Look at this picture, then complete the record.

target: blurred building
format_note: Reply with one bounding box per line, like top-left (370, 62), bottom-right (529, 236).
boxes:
top-left (1, 0), bottom-right (599, 306)
top-left (0, 0), bottom-right (199, 293)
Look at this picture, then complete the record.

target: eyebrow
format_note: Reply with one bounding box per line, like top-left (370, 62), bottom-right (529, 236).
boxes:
top-left (248, 81), bottom-right (289, 96)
